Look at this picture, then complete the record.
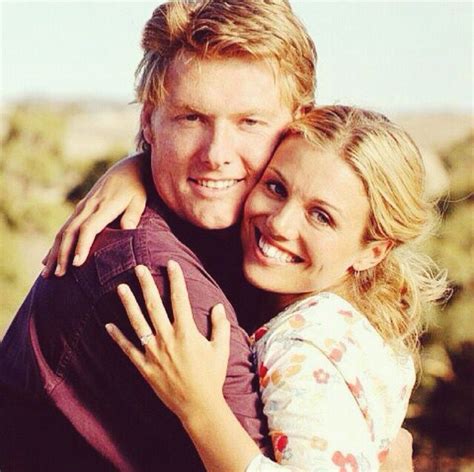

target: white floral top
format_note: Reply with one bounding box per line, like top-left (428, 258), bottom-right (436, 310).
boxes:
top-left (246, 292), bottom-right (415, 471)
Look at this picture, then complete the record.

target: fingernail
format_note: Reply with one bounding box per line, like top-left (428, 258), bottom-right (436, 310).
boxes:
top-left (121, 219), bottom-right (134, 230)
top-left (41, 267), bottom-right (49, 278)
top-left (167, 260), bottom-right (177, 270)
top-left (135, 265), bottom-right (145, 276)
top-left (54, 264), bottom-right (62, 277)
top-left (72, 254), bottom-right (81, 266)
top-left (105, 323), bottom-right (114, 335)
top-left (117, 284), bottom-right (127, 295)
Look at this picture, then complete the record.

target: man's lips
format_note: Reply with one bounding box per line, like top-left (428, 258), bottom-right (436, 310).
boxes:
top-left (189, 178), bottom-right (243, 190)
top-left (254, 227), bottom-right (303, 263)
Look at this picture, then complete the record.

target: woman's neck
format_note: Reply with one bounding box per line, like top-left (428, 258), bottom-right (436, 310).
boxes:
top-left (270, 281), bottom-right (354, 314)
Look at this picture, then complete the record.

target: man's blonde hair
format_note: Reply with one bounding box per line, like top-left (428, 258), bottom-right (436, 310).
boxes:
top-left (135, 0), bottom-right (317, 150)
top-left (285, 106), bottom-right (449, 361)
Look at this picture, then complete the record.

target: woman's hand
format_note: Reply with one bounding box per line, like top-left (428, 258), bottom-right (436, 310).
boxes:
top-left (380, 428), bottom-right (413, 471)
top-left (42, 153), bottom-right (148, 277)
top-left (107, 263), bottom-right (260, 472)
top-left (106, 262), bottom-right (231, 423)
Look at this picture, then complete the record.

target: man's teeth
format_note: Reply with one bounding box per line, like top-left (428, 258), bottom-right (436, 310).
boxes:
top-left (258, 236), bottom-right (298, 263)
top-left (195, 179), bottom-right (239, 189)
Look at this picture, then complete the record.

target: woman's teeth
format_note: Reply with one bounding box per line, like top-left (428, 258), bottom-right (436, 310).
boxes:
top-left (258, 235), bottom-right (299, 263)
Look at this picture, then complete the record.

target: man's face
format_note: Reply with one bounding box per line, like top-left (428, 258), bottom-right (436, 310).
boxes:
top-left (142, 56), bottom-right (294, 229)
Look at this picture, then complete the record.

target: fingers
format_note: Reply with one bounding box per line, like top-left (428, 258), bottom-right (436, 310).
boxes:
top-left (135, 266), bottom-right (173, 338)
top-left (105, 323), bottom-right (146, 370)
top-left (117, 283), bottom-right (156, 345)
top-left (41, 248), bottom-right (54, 277)
top-left (167, 260), bottom-right (195, 334)
top-left (73, 204), bottom-right (126, 267)
top-left (210, 304), bottom-right (230, 359)
top-left (120, 196), bottom-right (146, 230)
top-left (56, 223), bottom-right (82, 276)
top-left (380, 427), bottom-right (414, 472)
top-left (43, 199), bottom-right (96, 277)
top-left (41, 248), bottom-right (51, 266)
top-left (399, 428), bottom-right (413, 443)
top-left (42, 220), bottom-right (77, 278)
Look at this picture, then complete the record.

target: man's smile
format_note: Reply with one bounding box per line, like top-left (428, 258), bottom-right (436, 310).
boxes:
top-left (189, 178), bottom-right (243, 190)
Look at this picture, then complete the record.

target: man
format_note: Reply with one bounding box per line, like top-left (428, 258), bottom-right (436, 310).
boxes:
top-left (0, 1), bottom-right (316, 470)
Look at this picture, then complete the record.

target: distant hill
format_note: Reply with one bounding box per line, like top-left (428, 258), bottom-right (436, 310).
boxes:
top-left (394, 112), bottom-right (473, 153)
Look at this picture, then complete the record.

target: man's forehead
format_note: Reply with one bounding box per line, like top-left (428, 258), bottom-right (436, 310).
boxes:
top-left (166, 53), bottom-right (282, 83)
top-left (159, 54), bottom-right (291, 114)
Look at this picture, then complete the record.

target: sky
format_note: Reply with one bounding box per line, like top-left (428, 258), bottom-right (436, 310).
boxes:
top-left (1, 1), bottom-right (472, 113)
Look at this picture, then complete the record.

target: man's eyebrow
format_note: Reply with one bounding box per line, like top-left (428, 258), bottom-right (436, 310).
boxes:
top-left (236, 108), bottom-right (278, 117)
top-left (267, 166), bottom-right (344, 217)
top-left (167, 100), bottom-right (200, 111)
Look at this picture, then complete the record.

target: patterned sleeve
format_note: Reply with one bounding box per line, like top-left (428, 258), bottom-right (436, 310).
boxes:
top-left (246, 334), bottom-right (380, 471)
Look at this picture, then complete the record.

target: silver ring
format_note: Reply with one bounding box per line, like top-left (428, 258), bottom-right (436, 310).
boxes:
top-left (139, 332), bottom-right (154, 346)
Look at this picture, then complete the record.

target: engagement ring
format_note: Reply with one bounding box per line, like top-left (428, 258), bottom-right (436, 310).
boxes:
top-left (139, 332), bottom-right (154, 346)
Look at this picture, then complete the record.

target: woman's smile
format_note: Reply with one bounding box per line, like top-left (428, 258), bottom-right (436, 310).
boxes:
top-left (241, 135), bottom-right (372, 304)
top-left (254, 227), bottom-right (304, 264)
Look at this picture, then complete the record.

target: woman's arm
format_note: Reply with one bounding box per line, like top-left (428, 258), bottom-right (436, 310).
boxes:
top-left (106, 262), bottom-right (261, 472)
top-left (42, 153), bottom-right (148, 277)
top-left (107, 263), bottom-right (412, 471)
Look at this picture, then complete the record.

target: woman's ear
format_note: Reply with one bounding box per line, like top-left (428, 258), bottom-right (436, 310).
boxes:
top-left (141, 102), bottom-right (155, 145)
top-left (293, 103), bottom-right (314, 120)
top-left (352, 240), bottom-right (394, 272)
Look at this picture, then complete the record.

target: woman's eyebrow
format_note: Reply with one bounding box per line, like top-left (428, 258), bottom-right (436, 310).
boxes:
top-left (267, 166), bottom-right (288, 185)
top-left (268, 166), bottom-right (344, 217)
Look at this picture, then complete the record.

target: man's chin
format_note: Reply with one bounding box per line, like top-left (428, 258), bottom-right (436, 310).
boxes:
top-left (188, 209), bottom-right (241, 230)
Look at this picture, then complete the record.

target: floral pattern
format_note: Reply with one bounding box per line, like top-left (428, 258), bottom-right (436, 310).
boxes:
top-left (246, 292), bottom-right (416, 471)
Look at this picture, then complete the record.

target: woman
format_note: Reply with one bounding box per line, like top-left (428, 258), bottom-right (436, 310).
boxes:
top-left (104, 106), bottom-right (447, 470)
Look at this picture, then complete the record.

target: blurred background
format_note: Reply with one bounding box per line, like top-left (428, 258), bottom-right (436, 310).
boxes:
top-left (1, 1), bottom-right (473, 470)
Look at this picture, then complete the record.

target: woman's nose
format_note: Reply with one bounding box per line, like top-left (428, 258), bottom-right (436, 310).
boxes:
top-left (266, 203), bottom-right (300, 241)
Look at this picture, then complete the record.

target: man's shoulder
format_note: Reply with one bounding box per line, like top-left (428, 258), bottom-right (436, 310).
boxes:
top-left (78, 204), bottom-right (220, 302)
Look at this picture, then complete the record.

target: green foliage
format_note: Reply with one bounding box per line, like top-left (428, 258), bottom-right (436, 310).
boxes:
top-left (408, 133), bottom-right (474, 461)
top-left (440, 132), bottom-right (474, 202)
top-left (0, 104), bottom-right (125, 334)
top-left (0, 217), bottom-right (30, 317)
top-left (425, 135), bottom-right (474, 349)
top-left (1, 105), bottom-right (67, 187)
top-left (66, 151), bottom-right (122, 204)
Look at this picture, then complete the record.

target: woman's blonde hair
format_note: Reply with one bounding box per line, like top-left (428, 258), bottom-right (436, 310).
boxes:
top-left (135, 0), bottom-right (317, 150)
top-left (285, 106), bottom-right (449, 359)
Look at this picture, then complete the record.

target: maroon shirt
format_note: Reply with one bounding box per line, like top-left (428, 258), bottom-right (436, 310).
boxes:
top-left (0, 194), bottom-right (268, 471)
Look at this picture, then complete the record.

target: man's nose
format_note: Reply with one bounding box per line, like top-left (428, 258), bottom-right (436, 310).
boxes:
top-left (202, 122), bottom-right (232, 169)
top-left (266, 203), bottom-right (300, 241)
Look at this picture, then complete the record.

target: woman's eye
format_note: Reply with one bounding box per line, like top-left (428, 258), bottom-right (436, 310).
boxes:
top-left (266, 180), bottom-right (287, 198)
top-left (311, 209), bottom-right (331, 226)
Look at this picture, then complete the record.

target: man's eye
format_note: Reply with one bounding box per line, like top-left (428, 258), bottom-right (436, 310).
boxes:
top-left (183, 114), bottom-right (200, 122)
top-left (266, 180), bottom-right (287, 198)
top-left (242, 118), bottom-right (260, 126)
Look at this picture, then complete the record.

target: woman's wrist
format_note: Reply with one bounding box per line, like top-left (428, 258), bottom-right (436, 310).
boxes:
top-left (180, 394), bottom-right (261, 472)
top-left (178, 393), bottom-right (228, 429)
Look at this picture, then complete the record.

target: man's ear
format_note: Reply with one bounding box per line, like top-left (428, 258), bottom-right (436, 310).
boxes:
top-left (141, 102), bottom-right (155, 145)
top-left (352, 239), bottom-right (394, 272)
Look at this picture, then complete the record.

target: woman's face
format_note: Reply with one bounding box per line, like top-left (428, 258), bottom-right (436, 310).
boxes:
top-left (241, 135), bottom-right (376, 308)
